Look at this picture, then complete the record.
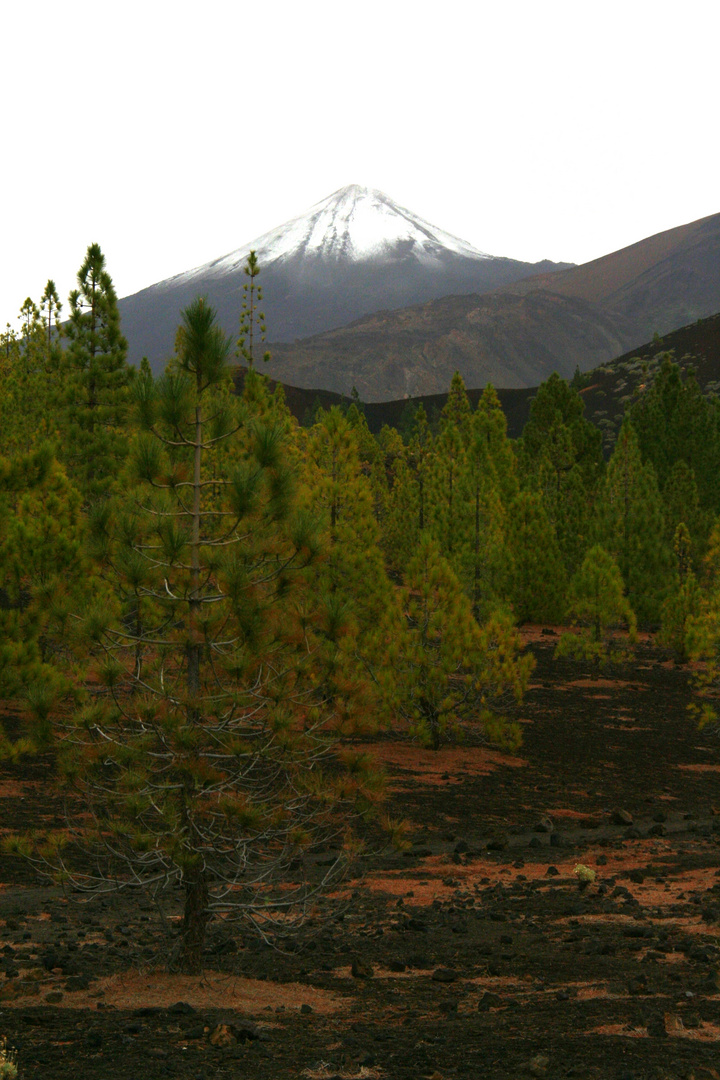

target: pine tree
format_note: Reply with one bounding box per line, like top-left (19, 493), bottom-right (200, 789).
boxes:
top-left (506, 490), bottom-right (566, 623)
top-left (662, 460), bottom-right (708, 563)
top-left (428, 418), bottom-right (465, 560)
top-left (441, 371), bottom-right (472, 435)
top-left (31, 298), bottom-right (377, 973)
top-left (594, 422), bottom-right (670, 624)
top-left (389, 534), bottom-right (532, 750)
top-left (474, 384), bottom-right (519, 508)
top-left (0, 297), bottom-right (58, 454)
top-left (0, 444), bottom-right (83, 746)
top-left (519, 372), bottom-right (603, 574)
top-left (456, 409), bottom-right (509, 621)
top-left (305, 407), bottom-right (399, 699)
top-left (61, 243), bottom-right (133, 501)
top-left (39, 279), bottom-right (63, 365)
top-left (660, 523), bottom-right (702, 662)
top-left (236, 249), bottom-right (269, 367)
top-left (629, 354), bottom-right (720, 511)
top-left (556, 545), bottom-right (636, 662)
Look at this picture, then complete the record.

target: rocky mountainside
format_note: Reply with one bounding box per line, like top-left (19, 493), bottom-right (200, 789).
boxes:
top-left (240, 311), bottom-right (720, 444)
top-left (264, 289), bottom-right (638, 400)
top-left (117, 185), bottom-right (572, 370)
top-left (509, 210), bottom-right (720, 339)
top-left (263, 210), bottom-right (720, 399)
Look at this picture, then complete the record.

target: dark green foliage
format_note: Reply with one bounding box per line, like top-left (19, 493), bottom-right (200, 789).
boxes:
top-left (556, 545), bottom-right (636, 663)
top-left (629, 355), bottom-right (720, 513)
top-left (519, 372), bottom-right (604, 574)
top-left (594, 422), bottom-right (670, 624)
top-left (506, 490), bottom-right (566, 623)
top-left (61, 244), bottom-right (133, 500)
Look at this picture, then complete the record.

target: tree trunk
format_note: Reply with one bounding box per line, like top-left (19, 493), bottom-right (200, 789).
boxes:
top-left (473, 483), bottom-right (480, 621)
top-left (177, 866), bottom-right (209, 974)
top-left (187, 399), bottom-right (202, 705)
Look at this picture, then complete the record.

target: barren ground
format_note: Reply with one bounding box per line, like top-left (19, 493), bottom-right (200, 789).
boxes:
top-left (1, 635), bottom-right (719, 1080)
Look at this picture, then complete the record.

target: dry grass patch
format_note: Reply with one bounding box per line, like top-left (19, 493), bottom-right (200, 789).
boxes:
top-left (302, 1066), bottom-right (383, 1080)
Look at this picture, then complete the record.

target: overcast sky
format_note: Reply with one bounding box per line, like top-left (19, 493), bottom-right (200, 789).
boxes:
top-left (1, 0), bottom-right (718, 332)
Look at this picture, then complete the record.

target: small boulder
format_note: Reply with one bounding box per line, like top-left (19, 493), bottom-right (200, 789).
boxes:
top-left (611, 808), bottom-right (633, 826)
top-left (351, 959), bottom-right (374, 979)
top-left (646, 1015), bottom-right (668, 1039)
top-left (168, 1001), bottom-right (196, 1015)
top-left (432, 968), bottom-right (458, 983)
top-left (534, 817), bottom-right (554, 834)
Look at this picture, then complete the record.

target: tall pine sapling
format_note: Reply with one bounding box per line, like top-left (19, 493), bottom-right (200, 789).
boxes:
top-left (26, 297), bottom-right (378, 974)
top-left (61, 243), bottom-right (132, 500)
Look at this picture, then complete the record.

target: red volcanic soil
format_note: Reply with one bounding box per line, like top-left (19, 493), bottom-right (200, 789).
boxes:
top-left (0, 639), bottom-right (719, 1079)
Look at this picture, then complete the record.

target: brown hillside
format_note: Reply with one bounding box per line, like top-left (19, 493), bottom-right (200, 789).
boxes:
top-left (263, 211), bottom-right (720, 401)
top-left (243, 310), bottom-right (720, 445)
top-left (265, 290), bottom-right (637, 401)
top-left (514, 211), bottom-right (720, 337)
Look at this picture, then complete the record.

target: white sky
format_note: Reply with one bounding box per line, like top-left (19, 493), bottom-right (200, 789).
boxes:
top-left (1, 0), bottom-right (718, 332)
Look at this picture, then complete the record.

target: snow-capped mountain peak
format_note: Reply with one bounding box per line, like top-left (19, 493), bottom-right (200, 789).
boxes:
top-left (172, 185), bottom-right (493, 286)
top-left (120, 184), bottom-right (572, 367)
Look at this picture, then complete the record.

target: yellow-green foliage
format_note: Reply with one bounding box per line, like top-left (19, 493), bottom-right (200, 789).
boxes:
top-left (0, 1037), bottom-right (18, 1080)
top-left (556, 545), bottom-right (636, 664)
top-left (388, 534), bottom-right (533, 750)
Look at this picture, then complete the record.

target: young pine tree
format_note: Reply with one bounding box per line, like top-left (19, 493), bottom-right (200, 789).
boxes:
top-left (594, 422), bottom-right (670, 624)
top-left (61, 243), bottom-right (133, 501)
top-left (0, 444), bottom-right (83, 748)
top-left (555, 545), bottom-right (636, 663)
top-left (388, 534), bottom-right (532, 751)
top-left (506, 490), bottom-right (566, 624)
top-left (34, 299), bottom-right (377, 973)
top-left (660, 523), bottom-right (702, 662)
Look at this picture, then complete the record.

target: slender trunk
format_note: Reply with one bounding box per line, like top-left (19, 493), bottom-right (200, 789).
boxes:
top-left (473, 481), bottom-right (480, 621)
top-left (134, 600), bottom-right (143, 686)
top-left (430, 712), bottom-right (441, 751)
top-left (447, 464), bottom-right (454, 556)
top-left (247, 277), bottom-right (254, 365)
top-left (188, 399), bottom-right (202, 705)
top-left (177, 864), bottom-right (209, 974)
top-left (89, 275), bottom-right (97, 410)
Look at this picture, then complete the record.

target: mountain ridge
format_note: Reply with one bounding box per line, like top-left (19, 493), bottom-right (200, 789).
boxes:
top-left (117, 185), bottom-right (572, 369)
top-left (260, 209), bottom-right (720, 399)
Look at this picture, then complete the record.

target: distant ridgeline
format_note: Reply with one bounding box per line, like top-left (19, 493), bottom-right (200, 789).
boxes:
top-left (234, 310), bottom-right (720, 444)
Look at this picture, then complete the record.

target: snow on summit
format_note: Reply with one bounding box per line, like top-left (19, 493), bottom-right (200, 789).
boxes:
top-left (171, 185), bottom-right (493, 284)
top-left (119, 185), bottom-right (571, 367)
